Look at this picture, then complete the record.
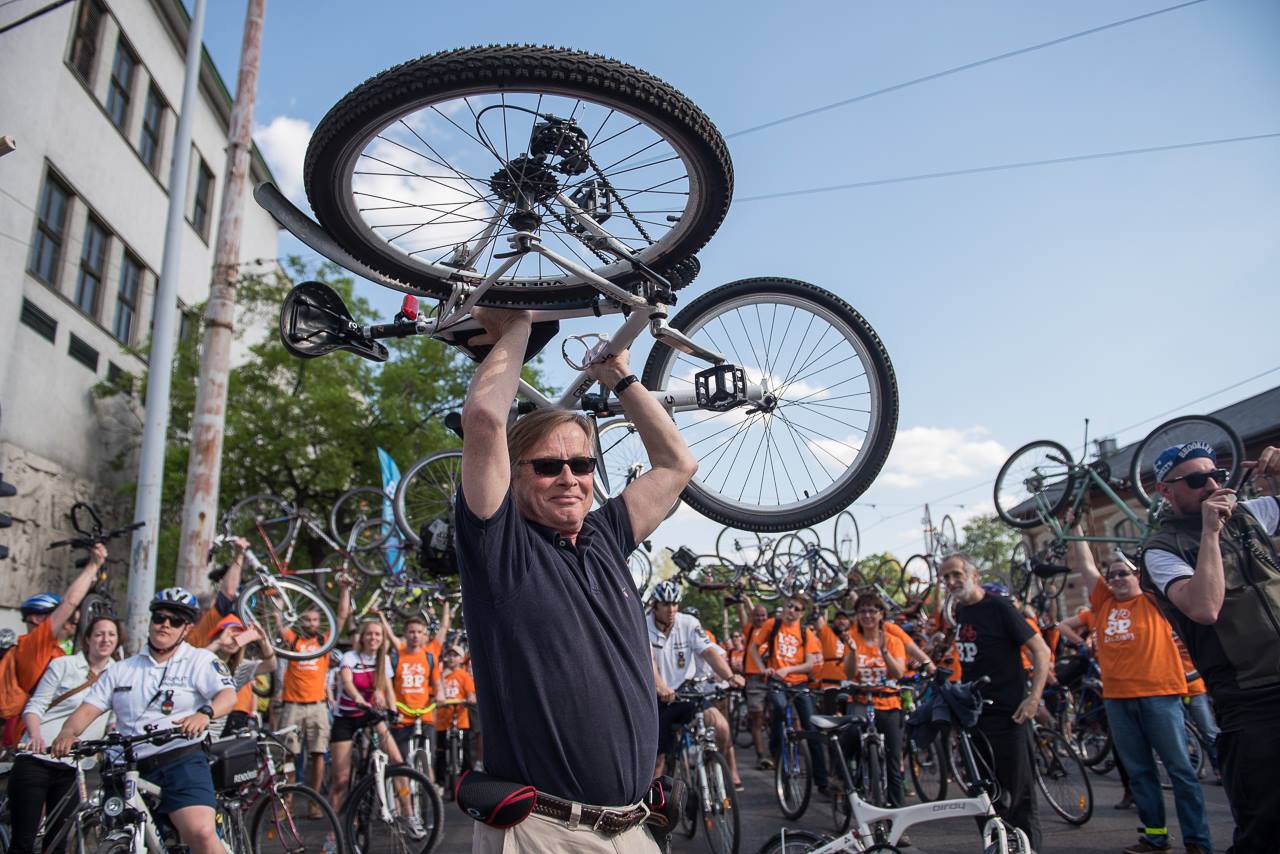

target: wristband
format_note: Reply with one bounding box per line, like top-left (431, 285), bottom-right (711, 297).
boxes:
top-left (613, 374), bottom-right (641, 397)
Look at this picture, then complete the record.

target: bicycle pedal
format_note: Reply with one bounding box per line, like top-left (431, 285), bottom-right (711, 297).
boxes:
top-left (693, 364), bottom-right (748, 412)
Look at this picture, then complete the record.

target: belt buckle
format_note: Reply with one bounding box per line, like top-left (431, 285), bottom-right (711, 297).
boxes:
top-left (592, 806), bottom-right (625, 833)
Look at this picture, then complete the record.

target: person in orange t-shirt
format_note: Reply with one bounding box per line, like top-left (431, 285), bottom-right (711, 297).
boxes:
top-left (813, 610), bottom-right (852, 712)
top-left (386, 605), bottom-right (451, 776)
top-left (735, 595), bottom-right (772, 767)
top-left (1066, 527), bottom-right (1212, 854)
top-left (843, 592), bottom-right (907, 807)
top-left (1175, 633), bottom-right (1221, 782)
top-left (435, 646), bottom-right (477, 778)
top-left (749, 594), bottom-right (826, 788)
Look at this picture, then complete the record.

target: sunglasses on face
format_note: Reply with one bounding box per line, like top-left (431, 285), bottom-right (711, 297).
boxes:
top-left (1165, 468), bottom-right (1228, 489)
top-left (857, 608), bottom-right (882, 615)
top-left (150, 612), bottom-right (190, 628)
top-left (1106, 570), bottom-right (1135, 581)
top-left (518, 457), bottom-right (597, 477)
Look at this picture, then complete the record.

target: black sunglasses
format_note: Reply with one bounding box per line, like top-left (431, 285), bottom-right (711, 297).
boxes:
top-left (150, 612), bottom-right (190, 627)
top-left (1165, 468), bottom-right (1229, 489)
top-left (1105, 570), bottom-right (1135, 581)
top-left (518, 457), bottom-right (597, 477)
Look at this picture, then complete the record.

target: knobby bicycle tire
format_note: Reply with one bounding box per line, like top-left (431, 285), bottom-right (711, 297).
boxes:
top-left (342, 765), bottom-right (442, 854)
top-left (642, 277), bottom-right (898, 532)
top-left (237, 578), bottom-right (338, 661)
top-left (249, 783), bottom-right (344, 854)
top-left (305, 45), bottom-right (732, 309)
top-left (774, 736), bottom-right (813, 820)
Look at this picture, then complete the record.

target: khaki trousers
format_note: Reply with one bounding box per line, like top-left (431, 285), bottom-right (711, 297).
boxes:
top-left (471, 811), bottom-right (659, 853)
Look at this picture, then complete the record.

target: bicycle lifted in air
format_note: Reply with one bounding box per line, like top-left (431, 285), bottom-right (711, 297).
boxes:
top-left (257, 44), bottom-right (898, 533)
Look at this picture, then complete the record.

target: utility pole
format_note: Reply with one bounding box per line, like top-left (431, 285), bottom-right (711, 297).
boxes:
top-left (126, 0), bottom-right (207, 650)
top-left (175, 0), bottom-right (266, 591)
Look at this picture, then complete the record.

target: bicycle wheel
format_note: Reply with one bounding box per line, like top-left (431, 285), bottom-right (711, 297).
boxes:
top-left (217, 803), bottom-right (253, 854)
top-left (595, 419), bottom-right (680, 518)
top-left (701, 751), bottom-right (740, 854)
top-left (393, 449), bottom-right (462, 548)
top-left (305, 45), bottom-right (731, 308)
top-left (757, 829), bottom-right (831, 854)
top-left (1129, 414), bottom-right (1245, 509)
top-left (685, 554), bottom-right (741, 592)
top-left (628, 549), bottom-right (654, 594)
top-left (1032, 726), bottom-right (1093, 825)
top-left (330, 486), bottom-right (389, 547)
top-left (949, 727), bottom-right (999, 801)
top-left (641, 277), bottom-right (898, 533)
top-left (774, 736), bottom-right (812, 820)
top-left (715, 526), bottom-right (763, 568)
top-left (864, 556), bottom-right (905, 601)
top-left (993, 441), bottom-right (1075, 529)
top-left (1157, 722), bottom-right (1206, 791)
top-left (862, 740), bottom-right (886, 807)
top-left (223, 494), bottom-right (299, 555)
top-left (730, 696), bottom-right (753, 749)
top-left (250, 784), bottom-right (344, 854)
top-left (908, 732), bottom-right (947, 802)
top-left (298, 551), bottom-right (364, 605)
top-left (350, 516), bottom-right (401, 576)
top-left (1072, 689), bottom-right (1112, 768)
top-left (238, 578), bottom-right (338, 661)
top-left (343, 765), bottom-right (442, 854)
top-left (675, 750), bottom-right (698, 839)
top-left (901, 555), bottom-right (935, 603)
top-left (768, 535), bottom-right (815, 594)
top-left (1008, 540), bottom-right (1033, 599)
top-left (832, 510), bottom-right (860, 568)
top-left (938, 514), bottom-right (959, 552)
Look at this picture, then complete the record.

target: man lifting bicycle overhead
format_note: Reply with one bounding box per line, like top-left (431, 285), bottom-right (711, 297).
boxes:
top-left (454, 306), bottom-right (697, 853)
top-left (1140, 441), bottom-right (1280, 854)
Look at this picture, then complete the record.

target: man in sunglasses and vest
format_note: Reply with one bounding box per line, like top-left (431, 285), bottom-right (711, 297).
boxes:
top-left (1139, 442), bottom-right (1280, 854)
top-left (454, 307), bottom-right (698, 853)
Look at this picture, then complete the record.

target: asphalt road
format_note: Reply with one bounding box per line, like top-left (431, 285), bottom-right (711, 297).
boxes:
top-left (434, 757), bottom-right (1235, 853)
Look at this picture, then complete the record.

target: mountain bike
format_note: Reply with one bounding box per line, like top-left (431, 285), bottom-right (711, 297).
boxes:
top-left (436, 701), bottom-right (471, 802)
top-left (771, 683), bottom-right (816, 820)
top-left (221, 493), bottom-right (388, 580)
top-left (228, 540), bottom-right (340, 662)
top-left (47, 501), bottom-right (142, 639)
top-left (829, 686), bottom-right (899, 835)
top-left (0, 744), bottom-right (112, 854)
top-left (665, 680), bottom-right (740, 854)
top-left (393, 705), bottom-right (439, 786)
top-left (343, 710), bottom-right (443, 853)
top-left (759, 675), bottom-right (1033, 853)
top-left (1029, 724), bottom-right (1092, 825)
top-left (258, 44), bottom-right (899, 534)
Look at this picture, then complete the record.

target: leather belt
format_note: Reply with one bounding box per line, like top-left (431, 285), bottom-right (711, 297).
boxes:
top-left (137, 742), bottom-right (205, 774)
top-left (531, 792), bottom-right (648, 836)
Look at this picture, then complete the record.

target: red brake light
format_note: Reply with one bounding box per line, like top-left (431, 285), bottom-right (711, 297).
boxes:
top-left (401, 295), bottom-right (419, 320)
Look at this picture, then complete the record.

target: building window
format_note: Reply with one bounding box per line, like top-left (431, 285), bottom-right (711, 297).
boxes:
top-left (68, 334), bottom-right (100, 372)
top-left (139, 85), bottom-right (165, 172)
top-left (178, 306), bottom-right (198, 342)
top-left (113, 252), bottom-right (143, 344)
top-left (191, 158), bottom-right (214, 238)
top-left (19, 299), bottom-right (58, 343)
top-left (75, 216), bottom-right (111, 318)
top-left (106, 41), bottom-right (137, 130)
top-left (28, 173), bottom-right (72, 286)
top-left (69, 0), bottom-right (106, 84)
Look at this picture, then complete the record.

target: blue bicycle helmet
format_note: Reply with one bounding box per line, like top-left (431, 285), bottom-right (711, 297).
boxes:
top-left (982, 581), bottom-right (1010, 598)
top-left (652, 580), bottom-right (683, 604)
top-left (150, 587), bottom-right (200, 622)
top-left (20, 593), bottom-right (61, 616)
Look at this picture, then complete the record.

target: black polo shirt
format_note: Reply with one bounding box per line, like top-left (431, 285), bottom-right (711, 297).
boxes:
top-left (454, 486), bottom-right (657, 806)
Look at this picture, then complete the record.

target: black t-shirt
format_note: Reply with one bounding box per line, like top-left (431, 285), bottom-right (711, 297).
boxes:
top-left (454, 486), bottom-right (656, 807)
top-left (955, 594), bottom-right (1035, 718)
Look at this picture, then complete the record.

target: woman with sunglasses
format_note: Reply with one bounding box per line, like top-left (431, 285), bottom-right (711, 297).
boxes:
top-left (1065, 520), bottom-right (1213, 854)
top-left (51, 587), bottom-right (238, 854)
top-left (842, 592), bottom-right (907, 808)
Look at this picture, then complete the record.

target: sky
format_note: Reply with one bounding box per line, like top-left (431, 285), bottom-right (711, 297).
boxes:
top-left (191, 0), bottom-right (1280, 563)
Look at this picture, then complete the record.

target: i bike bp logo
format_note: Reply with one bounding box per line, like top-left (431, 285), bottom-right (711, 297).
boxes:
top-left (956, 624), bottom-right (978, 664)
top-left (1104, 608), bottom-right (1135, 643)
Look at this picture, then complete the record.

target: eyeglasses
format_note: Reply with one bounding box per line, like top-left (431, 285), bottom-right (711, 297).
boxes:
top-left (856, 608), bottom-right (882, 615)
top-left (150, 612), bottom-right (190, 628)
top-left (1164, 468), bottom-right (1228, 489)
top-left (1105, 570), bottom-right (1135, 581)
top-left (782, 603), bottom-right (802, 611)
top-left (517, 457), bottom-right (597, 477)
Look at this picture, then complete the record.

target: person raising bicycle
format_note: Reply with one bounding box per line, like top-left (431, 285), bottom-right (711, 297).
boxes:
top-left (648, 580), bottom-right (744, 787)
top-left (51, 588), bottom-right (237, 854)
top-left (0, 543), bottom-right (107, 742)
top-left (843, 593), bottom-right (907, 808)
top-left (456, 306), bottom-right (697, 852)
top-left (1140, 442), bottom-right (1280, 854)
top-left (8, 615), bottom-right (121, 854)
top-left (383, 605), bottom-right (452, 776)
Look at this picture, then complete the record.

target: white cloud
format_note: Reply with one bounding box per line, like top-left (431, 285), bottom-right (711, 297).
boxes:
top-left (253, 116), bottom-right (312, 205)
top-left (879, 426), bottom-right (1008, 489)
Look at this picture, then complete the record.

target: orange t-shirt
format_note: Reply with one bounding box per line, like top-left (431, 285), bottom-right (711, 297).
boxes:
top-left (394, 640), bottom-right (441, 720)
top-left (280, 629), bottom-right (332, 703)
top-left (233, 680), bottom-right (256, 715)
top-left (0, 620), bottom-right (65, 718)
top-left (753, 619), bottom-right (821, 685)
top-left (848, 631), bottom-right (906, 711)
top-left (1076, 609), bottom-right (1097, 652)
top-left (728, 648), bottom-right (745, 673)
top-left (1173, 635), bottom-right (1205, 697)
top-left (187, 605), bottom-right (225, 650)
top-left (1089, 584), bottom-right (1187, 699)
top-left (742, 621), bottom-right (766, 675)
top-left (815, 624), bottom-right (849, 684)
top-left (435, 668), bottom-right (475, 731)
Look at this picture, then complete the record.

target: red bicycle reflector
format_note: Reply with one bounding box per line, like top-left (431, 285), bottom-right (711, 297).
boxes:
top-left (401, 295), bottom-right (419, 320)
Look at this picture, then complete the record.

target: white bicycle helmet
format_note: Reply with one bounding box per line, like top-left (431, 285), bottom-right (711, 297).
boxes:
top-left (150, 587), bottom-right (200, 622)
top-left (19, 592), bottom-right (61, 616)
top-left (652, 580), bottom-right (683, 604)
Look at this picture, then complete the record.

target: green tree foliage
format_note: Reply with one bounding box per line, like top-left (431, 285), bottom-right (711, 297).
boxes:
top-left (97, 258), bottom-right (541, 585)
top-left (957, 513), bottom-right (1023, 582)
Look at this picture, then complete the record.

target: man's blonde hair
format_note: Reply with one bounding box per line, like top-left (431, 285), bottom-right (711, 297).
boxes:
top-left (506, 409), bottom-right (594, 466)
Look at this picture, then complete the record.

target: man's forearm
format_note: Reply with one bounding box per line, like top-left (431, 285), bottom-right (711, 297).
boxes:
top-left (1026, 640), bottom-right (1050, 700)
top-left (1188, 532), bottom-right (1226, 619)
top-left (462, 324), bottom-right (531, 426)
top-left (704, 650), bottom-right (734, 682)
top-left (1064, 525), bottom-right (1099, 588)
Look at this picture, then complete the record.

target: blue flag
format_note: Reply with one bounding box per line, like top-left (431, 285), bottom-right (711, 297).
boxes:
top-left (376, 448), bottom-right (405, 574)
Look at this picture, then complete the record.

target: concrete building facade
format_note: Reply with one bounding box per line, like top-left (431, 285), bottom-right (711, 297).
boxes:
top-left (0, 0), bottom-right (281, 627)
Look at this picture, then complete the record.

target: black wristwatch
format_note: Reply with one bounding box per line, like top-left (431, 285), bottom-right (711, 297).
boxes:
top-left (196, 704), bottom-right (215, 718)
top-left (613, 374), bottom-right (641, 397)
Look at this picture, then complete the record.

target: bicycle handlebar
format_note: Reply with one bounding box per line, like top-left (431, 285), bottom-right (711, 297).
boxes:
top-left (63, 726), bottom-right (187, 759)
top-left (48, 520), bottom-right (145, 566)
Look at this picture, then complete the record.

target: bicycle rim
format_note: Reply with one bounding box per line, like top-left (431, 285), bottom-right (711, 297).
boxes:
top-left (223, 494), bottom-right (298, 555)
top-left (832, 510), bottom-right (860, 567)
top-left (394, 449), bottom-right (463, 548)
top-left (909, 735), bottom-right (946, 802)
top-left (330, 486), bottom-right (389, 547)
top-left (993, 441), bottom-right (1075, 529)
top-left (343, 766), bottom-right (440, 854)
top-left (774, 739), bottom-right (812, 820)
top-left (702, 752), bottom-right (739, 854)
top-left (304, 45), bottom-right (731, 307)
top-left (1034, 729), bottom-right (1092, 825)
top-left (595, 419), bottom-right (681, 519)
top-left (1129, 414), bottom-right (1244, 509)
top-left (641, 277), bottom-right (897, 532)
top-left (239, 579), bottom-right (338, 661)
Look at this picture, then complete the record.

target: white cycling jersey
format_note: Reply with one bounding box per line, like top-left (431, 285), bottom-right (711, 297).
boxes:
top-left (648, 611), bottom-right (713, 690)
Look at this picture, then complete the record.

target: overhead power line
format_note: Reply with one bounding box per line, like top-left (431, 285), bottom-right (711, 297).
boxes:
top-left (724, 0), bottom-right (1211, 140)
top-left (736, 132), bottom-right (1280, 202)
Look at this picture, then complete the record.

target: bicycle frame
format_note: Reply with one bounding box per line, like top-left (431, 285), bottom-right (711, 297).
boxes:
top-left (1029, 462), bottom-right (1150, 548)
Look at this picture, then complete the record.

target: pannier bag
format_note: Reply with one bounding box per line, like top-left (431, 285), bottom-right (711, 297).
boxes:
top-left (456, 769), bottom-right (538, 829)
top-left (209, 736), bottom-right (258, 791)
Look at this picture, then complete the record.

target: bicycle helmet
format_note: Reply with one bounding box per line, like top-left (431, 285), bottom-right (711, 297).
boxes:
top-left (19, 593), bottom-right (61, 616)
top-left (150, 587), bottom-right (200, 622)
top-left (682, 606), bottom-right (700, 619)
top-left (982, 581), bottom-right (1009, 598)
top-left (652, 580), bottom-right (683, 604)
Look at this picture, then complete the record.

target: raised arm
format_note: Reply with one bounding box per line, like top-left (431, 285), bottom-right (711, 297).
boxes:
top-left (735, 594), bottom-right (753, 634)
top-left (435, 601), bottom-right (452, 648)
top-left (1064, 521), bottom-right (1101, 596)
top-left (48, 544), bottom-right (106, 637)
top-left (590, 351), bottom-right (698, 543)
top-left (460, 308), bottom-right (533, 520)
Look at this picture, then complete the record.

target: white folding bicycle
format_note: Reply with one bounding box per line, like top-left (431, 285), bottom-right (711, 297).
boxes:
top-left (257, 44), bottom-right (898, 533)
